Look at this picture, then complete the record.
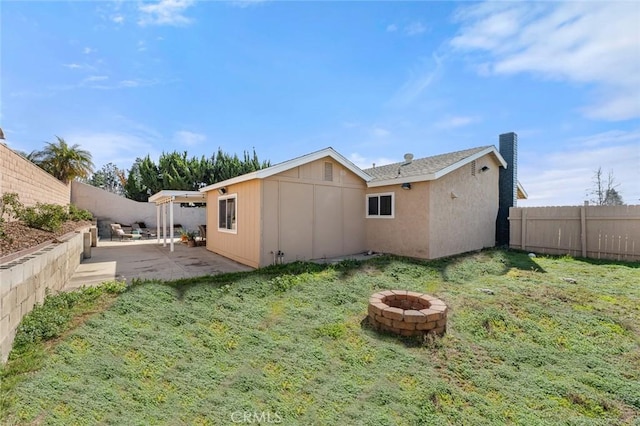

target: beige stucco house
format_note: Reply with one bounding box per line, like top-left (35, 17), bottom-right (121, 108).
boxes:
top-left (200, 137), bottom-right (525, 268)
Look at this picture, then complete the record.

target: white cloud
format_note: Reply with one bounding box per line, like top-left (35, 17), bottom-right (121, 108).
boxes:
top-left (98, 79), bottom-right (160, 89)
top-left (173, 130), bottom-right (206, 146)
top-left (387, 22), bottom-right (428, 36)
top-left (50, 77), bottom-right (160, 92)
top-left (230, 0), bottom-right (269, 8)
top-left (63, 63), bottom-right (97, 72)
top-left (83, 75), bottom-right (109, 83)
top-left (405, 21), bottom-right (427, 36)
top-left (371, 127), bottom-right (390, 138)
top-left (119, 80), bottom-right (142, 88)
top-left (342, 121), bottom-right (360, 129)
top-left (348, 153), bottom-right (396, 170)
top-left (435, 115), bottom-right (480, 129)
top-left (390, 53), bottom-right (443, 106)
top-left (138, 0), bottom-right (194, 27)
top-left (450, 2), bottom-right (640, 121)
top-left (64, 131), bottom-right (159, 169)
top-left (112, 15), bottom-right (124, 24)
top-left (518, 129), bottom-right (640, 206)
top-left (82, 47), bottom-right (95, 54)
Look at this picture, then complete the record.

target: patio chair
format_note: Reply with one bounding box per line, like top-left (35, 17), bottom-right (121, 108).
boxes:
top-left (198, 224), bottom-right (207, 244)
top-left (110, 224), bottom-right (122, 241)
top-left (132, 222), bottom-right (157, 239)
top-left (111, 224), bottom-right (139, 241)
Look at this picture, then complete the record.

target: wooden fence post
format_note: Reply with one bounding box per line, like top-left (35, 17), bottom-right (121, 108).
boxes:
top-left (521, 209), bottom-right (527, 250)
top-left (581, 201), bottom-right (587, 258)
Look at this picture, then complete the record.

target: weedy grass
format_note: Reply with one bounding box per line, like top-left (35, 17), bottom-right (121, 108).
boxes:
top-left (1, 250), bottom-right (638, 425)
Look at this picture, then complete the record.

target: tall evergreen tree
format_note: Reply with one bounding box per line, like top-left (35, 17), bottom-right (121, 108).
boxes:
top-left (121, 148), bottom-right (270, 201)
top-left (123, 158), bottom-right (148, 201)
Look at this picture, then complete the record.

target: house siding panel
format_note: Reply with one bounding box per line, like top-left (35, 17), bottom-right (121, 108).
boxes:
top-left (261, 180), bottom-right (280, 266)
top-left (342, 187), bottom-right (366, 255)
top-left (428, 154), bottom-right (500, 258)
top-left (365, 181), bottom-right (430, 258)
top-left (260, 157), bottom-right (367, 265)
top-left (279, 181), bottom-right (314, 262)
top-left (206, 180), bottom-right (261, 268)
top-left (313, 185), bottom-right (344, 259)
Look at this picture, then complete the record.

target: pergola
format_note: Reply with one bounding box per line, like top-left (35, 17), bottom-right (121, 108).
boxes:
top-left (148, 190), bottom-right (206, 252)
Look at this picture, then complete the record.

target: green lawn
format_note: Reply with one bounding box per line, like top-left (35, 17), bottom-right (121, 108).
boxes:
top-left (2, 250), bottom-right (639, 425)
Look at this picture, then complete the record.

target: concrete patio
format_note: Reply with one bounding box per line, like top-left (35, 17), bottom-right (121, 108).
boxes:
top-left (66, 238), bottom-right (253, 290)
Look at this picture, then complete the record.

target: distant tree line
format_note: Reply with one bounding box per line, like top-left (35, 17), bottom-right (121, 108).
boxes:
top-left (119, 148), bottom-right (270, 201)
top-left (16, 137), bottom-right (270, 202)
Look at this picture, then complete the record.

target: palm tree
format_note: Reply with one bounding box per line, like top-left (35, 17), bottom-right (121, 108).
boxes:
top-left (33, 136), bottom-right (94, 184)
top-left (14, 149), bottom-right (40, 162)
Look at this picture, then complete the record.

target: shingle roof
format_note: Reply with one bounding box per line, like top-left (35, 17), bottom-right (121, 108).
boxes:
top-left (363, 146), bottom-right (495, 183)
top-left (200, 147), bottom-right (370, 193)
top-left (200, 144), bottom-right (511, 193)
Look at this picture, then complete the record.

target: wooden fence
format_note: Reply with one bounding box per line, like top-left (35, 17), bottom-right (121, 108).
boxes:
top-left (509, 205), bottom-right (640, 262)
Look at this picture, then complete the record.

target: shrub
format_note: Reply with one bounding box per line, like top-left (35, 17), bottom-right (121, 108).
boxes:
top-left (19, 203), bottom-right (68, 232)
top-left (68, 204), bottom-right (93, 221)
top-left (0, 193), bottom-right (92, 236)
top-left (1, 192), bottom-right (22, 220)
top-left (0, 193), bottom-right (23, 238)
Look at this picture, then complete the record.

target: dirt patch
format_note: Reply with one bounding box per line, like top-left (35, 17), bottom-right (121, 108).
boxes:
top-left (0, 220), bottom-right (93, 259)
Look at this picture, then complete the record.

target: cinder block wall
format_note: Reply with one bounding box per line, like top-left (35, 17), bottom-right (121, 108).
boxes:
top-left (0, 143), bottom-right (70, 213)
top-left (0, 229), bottom-right (88, 362)
top-left (72, 181), bottom-right (206, 238)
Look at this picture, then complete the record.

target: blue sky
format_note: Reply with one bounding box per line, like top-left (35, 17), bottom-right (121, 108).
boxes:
top-left (1, 0), bottom-right (639, 206)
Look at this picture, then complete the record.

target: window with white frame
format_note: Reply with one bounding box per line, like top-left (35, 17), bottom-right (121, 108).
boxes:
top-left (366, 192), bottom-right (394, 218)
top-left (218, 194), bottom-right (237, 232)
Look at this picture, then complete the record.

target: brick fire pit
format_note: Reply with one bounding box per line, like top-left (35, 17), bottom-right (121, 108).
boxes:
top-left (368, 290), bottom-right (448, 337)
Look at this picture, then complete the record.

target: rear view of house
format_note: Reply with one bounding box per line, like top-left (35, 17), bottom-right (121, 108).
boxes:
top-left (200, 133), bottom-right (526, 268)
top-left (200, 149), bottom-right (369, 268)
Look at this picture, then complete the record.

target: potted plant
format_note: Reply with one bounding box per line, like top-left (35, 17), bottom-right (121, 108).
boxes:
top-left (180, 229), bottom-right (189, 243)
top-left (186, 231), bottom-right (197, 247)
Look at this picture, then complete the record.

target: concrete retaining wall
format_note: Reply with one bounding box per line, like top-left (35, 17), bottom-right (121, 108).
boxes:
top-left (71, 181), bottom-right (206, 238)
top-left (0, 143), bottom-right (70, 213)
top-left (0, 228), bottom-right (89, 362)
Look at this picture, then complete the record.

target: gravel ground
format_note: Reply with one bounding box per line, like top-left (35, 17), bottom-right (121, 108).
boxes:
top-left (0, 220), bottom-right (92, 259)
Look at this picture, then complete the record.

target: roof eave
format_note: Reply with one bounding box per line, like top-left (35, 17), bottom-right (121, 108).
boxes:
top-left (367, 173), bottom-right (437, 188)
top-left (366, 146), bottom-right (507, 187)
top-left (149, 190), bottom-right (207, 204)
top-left (200, 147), bottom-right (372, 193)
top-left (517, 181), bottom-right (528, 199)
top-left (199, 171), bottom-right (261, 193)
top-left (432, 146), bottom-right (507, 179)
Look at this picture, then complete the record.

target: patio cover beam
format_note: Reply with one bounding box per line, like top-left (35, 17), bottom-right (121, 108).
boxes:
top-left (148, 190), bottom-right (207, 253)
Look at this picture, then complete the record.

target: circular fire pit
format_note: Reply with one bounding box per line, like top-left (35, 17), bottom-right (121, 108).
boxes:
top-left (368, 290), bottom-right (447, 337)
